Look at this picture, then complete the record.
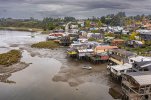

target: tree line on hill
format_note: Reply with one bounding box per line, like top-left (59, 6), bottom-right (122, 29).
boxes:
top-left (86, 12), bottom-right (151, 27)
top-left (1, 12), bottom-right (151, 31)
top-left (0, 17), bottom-right (76, 31)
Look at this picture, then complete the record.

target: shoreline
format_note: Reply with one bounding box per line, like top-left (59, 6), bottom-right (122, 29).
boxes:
top-left (0, 62), bottom-right (31, 74)
top-left (0, 27), bottom-right (43, 32)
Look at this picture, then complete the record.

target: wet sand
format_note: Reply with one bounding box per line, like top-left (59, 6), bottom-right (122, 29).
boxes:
top-left (0, 30), bottom-right (116, 100)
top-left (0, 62), bottom-right (31, 74)
top-left (21, 45), bottom-right (111, 87)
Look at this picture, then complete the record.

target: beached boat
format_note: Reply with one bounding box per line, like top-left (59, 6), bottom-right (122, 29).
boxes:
top-left (82, 66), bottom-right (92, 70)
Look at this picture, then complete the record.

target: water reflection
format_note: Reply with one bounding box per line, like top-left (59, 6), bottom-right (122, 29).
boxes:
top-left (0, 31), bottom-right (115, 100)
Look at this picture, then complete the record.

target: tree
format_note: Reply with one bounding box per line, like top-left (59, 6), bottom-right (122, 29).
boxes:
top-left (48, 22), bottom-right (55, 30)
top-left (101, 16), bottom-right (106, 24)
top-left (116, 12), bottom-right (126, 18)
top-left (130, 32), bottom-right (138, 40)
top-left (64, 17), bottom-right (76, 22)
top-left (85, 20), bottom-right (90, 27)
top-left (98, 20), bottom-right (102, 27)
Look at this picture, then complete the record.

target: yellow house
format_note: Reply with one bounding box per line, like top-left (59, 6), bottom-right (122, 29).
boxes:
top-left (109, 49), bottom-right (136, 65)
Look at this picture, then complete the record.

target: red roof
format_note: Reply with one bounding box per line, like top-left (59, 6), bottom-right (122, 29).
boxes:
top-left (49, 33), bottom-right (64, 37)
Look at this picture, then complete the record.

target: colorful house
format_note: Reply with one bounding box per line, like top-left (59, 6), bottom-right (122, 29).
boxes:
top-left (111, 39), bottom-right (125, 46)
top-left (140, 32), bottom-right (151, 45)
top-left (94, 46), bottom-right (118, 54)
top-left (109, 49), bottom-right (136, 65)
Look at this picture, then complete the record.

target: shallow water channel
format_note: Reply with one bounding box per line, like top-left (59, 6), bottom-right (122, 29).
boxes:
top-left (0, 30), bottom-right (116, 100)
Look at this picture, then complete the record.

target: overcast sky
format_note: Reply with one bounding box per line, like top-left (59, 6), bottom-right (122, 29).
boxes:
top-left (0, 0), bottom-right (151, 19)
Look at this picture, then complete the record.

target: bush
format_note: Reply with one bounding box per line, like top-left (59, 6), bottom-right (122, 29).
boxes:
top-left (31, 41), bottom-right (59, 49)
top-left (0, 50), bottom-right (21, 66)
top-left (105, 32), bottom-right (115, 37)
top-left (88, 37), bottom-right (97, 41)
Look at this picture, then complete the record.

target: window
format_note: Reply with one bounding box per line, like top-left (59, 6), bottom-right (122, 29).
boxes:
top-left (130, 59), bottom-right (134, 63)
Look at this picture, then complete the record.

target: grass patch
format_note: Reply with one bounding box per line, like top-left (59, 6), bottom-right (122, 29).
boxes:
top-left (31, 41), bottom-right (59, 49)
top-left (41, 31), bottom-right (50, 34)
top-left (88, 37), bottom-right (97, 41)
top-left (0, 50), bottom-right (22, 66)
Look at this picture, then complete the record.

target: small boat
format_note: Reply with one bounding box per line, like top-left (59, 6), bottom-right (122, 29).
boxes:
top-left (46, 36), bottom-right (58, 41)
top-left (82, 66), bottom-right (92, 70)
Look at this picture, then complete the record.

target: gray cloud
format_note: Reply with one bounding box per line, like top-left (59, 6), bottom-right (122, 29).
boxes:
top-left (0, 0), bottom-right (151, 19)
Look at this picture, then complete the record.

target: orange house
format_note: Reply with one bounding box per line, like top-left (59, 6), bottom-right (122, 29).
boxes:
top-left (111, 39), bottom-right (125, 46)
top-left (94, 46), bottom-right (118, 54)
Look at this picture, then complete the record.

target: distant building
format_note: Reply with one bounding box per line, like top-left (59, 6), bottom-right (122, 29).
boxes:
top-left (126, 40), bottom-right (144, 48)
top-left (87, 33), bottom-right (104, 40)
top-left (90, 22), bottom-right (97, 27)
top-left (69, 29), bottom-right (79, 33)
top-left (111, 39), bottom-right (125, 46)
top-left (107, 26), bottom-right (123, 33)
top-left (89, 27), bottom-right (99, 31)
top-left (77, 21), bottom-right (85, 27)
top-left (136, 29), bottom-right (151, 33)
top-left (70, 25), bottom-right (78, 29)
top-left (139, 32), bottom-right (151, 45)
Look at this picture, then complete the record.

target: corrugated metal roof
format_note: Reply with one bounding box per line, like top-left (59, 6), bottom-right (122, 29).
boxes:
top-left (126, 72), bottom-right (151, 86)
top-left (111, 63), bottom-right (132, 71)
top-left (78, 49), bottom-right (94, 53)
top-left (130, 56), bottom-right (151, 62)
top-left (111, 49), bottom-right (136, 57)
top-left (141, 63), bottom-right (151, 68)
top-left (133, 61), bottom-right (151, 68)
top-left (133, 75), bottom-right (151, 86)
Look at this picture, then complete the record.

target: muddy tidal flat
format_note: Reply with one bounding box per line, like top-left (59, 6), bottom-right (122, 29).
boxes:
top-left (0, 30), bottom-right (116, 100)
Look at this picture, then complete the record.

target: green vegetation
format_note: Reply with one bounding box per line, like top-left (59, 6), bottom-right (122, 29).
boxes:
top-left (85, 20), bottom-right (90, 27)
top-left (105, 32), bottom-right (115, 37)
top-left (120, 34), bottom-right (129, 41)
top-left (0, 17), bottom-right (75, 31)
top-left (91, 30), bottom-right (100, 33)
top-left (31, 41), bottom-right (59, 49)
top-left (129, 32), bottom-right (139, 40)
top-left (105, 32), bottom-right (129, 41)
top-left (0, 50), bottom-right (21, 66)
top-left (0, 18), bottom-right (43, 29)
top-left (144, 40), bottom-right (151, 45)
top-left (120, 45), bottom-right (151, 56)
top-left (41, 31), bottom-right (50, 34)
top-left (88, 37), bottom-right (97, 41)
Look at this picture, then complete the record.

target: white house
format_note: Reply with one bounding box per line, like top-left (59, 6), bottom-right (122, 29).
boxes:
top-left (70, 25), bottom-right (78, 29)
